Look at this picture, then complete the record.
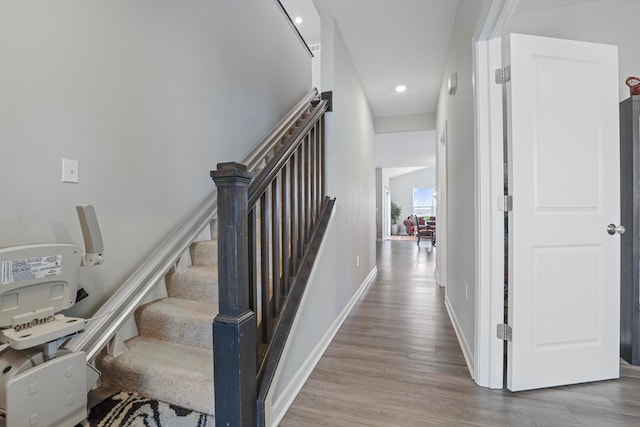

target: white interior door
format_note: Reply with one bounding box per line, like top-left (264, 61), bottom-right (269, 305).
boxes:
top-left (506, 33), bottom-right (620, 391)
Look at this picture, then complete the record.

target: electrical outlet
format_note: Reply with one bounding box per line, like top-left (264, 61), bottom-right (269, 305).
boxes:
top-left (465, 281), bottom-right (469, 301)
top-left (356, 255), bottom-right (360, 267)
top-left (62, 159), bottom-right (79, 183)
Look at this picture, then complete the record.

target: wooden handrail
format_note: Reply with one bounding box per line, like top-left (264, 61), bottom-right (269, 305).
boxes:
top-left (248, 100), bottom-right (328, 207)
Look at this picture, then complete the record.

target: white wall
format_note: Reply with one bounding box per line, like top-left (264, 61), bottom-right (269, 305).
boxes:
top-left (0, 0), bottom-right (311, 317)
top-left (381, 169), bottom-right (393, 237)
top-left (435, 0), bottom-right (489, 370)
top-left (375, 168), bottom-right (384, 239)
top-left (509, 0), bottom-right (640, 103)
top-left (312, 50), bottom-right (322, 91)
top-left (389, 168), bottom-right (436, 232)
top-left (374, 130), bottom-right (436, 168)
top-left (374, 113), bottom-right (436, 133)
top-left (267, 15), bottom-right (377, 424)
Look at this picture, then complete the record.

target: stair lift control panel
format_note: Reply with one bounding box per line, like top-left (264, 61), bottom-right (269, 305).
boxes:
top-left (0, 205), bottom-right (103, 427)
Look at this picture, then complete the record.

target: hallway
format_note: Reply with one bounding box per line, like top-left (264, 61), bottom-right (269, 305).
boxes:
top-left (280, 240), bottom-right (640, 426)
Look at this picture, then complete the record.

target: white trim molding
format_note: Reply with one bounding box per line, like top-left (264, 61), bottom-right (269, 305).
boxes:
top-left (434, 269), bottom-right (441, 285)
top-left (473, 0), bottom-right (519, 389)
top-left (445, 294), bottom-right (474, 378)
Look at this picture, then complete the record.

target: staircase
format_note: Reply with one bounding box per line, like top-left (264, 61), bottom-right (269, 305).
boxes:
top-left (96, 222), bottom-right (219, 414)
top-left (93, 103), bottom-right (316, 416)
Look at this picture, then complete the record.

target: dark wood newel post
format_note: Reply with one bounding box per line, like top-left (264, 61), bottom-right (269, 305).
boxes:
top-left (211, 162), bottom-right (257, 427)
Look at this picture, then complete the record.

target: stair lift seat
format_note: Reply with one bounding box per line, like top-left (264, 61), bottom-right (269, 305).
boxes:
top-left (0, 243), bottom-right (88, 427)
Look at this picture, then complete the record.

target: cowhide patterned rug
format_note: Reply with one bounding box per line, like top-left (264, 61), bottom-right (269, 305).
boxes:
top-left (80, 391), bottom-right (213, 427)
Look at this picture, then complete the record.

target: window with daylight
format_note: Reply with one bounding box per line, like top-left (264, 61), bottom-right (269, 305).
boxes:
top-left (413, 187), bottom-right (434, 216)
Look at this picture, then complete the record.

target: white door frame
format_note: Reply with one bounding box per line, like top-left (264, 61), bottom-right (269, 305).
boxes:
top-left (435, 120), bottom-right (448, 287)
top-left (384, 185), bottom-right (391, 238)
top-left (473, 0), bottom-right (520, 389)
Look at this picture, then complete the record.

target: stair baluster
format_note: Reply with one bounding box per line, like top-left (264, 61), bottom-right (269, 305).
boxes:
top-left (211, 91), bottom-right (332, 426)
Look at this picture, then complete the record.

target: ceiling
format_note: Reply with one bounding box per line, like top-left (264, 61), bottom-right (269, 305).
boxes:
top-left (280, 0), bottom-right (601, 124)
top-left (280, 0), bottom-right (459, 121)
top-left (515, 0), bottom-right (600, 14)
top-left (278, 0), bottom-right (600, 174)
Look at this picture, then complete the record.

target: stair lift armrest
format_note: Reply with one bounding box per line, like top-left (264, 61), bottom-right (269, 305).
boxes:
top-left (76, 205), bottom-right (104, 266)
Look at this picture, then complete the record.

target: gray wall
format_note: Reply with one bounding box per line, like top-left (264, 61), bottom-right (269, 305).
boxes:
top-left (435, 0), bottom-right (489, 363)
top-left (267, 14), bottom-right (376, 423)
top-left (0, 0), bottom-right (311, 317)
top-left (509, 0), bottom-right (640, 103)
top-left (374, 130), bottom-right (437, 168)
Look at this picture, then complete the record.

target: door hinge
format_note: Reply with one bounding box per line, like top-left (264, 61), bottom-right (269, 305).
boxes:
top-left (497, 324), bottom-right (512, 342)
top-left (495, 66), bottom-right (511, 84)
top-left (498, 195), bottom-right (513, 212)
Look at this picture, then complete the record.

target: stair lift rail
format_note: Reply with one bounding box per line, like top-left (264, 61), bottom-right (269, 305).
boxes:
top-left (64, 89), bottom-right (321, 364)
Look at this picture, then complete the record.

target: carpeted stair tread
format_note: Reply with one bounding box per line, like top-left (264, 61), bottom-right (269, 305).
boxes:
top-left (135, 298), bottom-right (216, 349)
top-left (165, 266), bottom-right (218, 302)
top-left (97, 336), bottom-right (215, 415)
top-left (190, 239), bottom-right (218, 267)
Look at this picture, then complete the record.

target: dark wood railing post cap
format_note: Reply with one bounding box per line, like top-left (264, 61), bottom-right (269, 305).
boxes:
top-left (210, 162), bottom-right (253, 183)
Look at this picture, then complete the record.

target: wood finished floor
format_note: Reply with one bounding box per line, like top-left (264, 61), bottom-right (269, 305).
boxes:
top-left (280, 240), bottom-right (640, 426)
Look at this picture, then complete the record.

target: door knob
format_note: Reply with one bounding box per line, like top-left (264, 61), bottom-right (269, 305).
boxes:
top-left (607, 224), bottom-right (625, 235)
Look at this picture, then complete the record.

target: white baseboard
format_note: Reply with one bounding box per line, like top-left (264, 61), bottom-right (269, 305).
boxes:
top-left (444, 294), bottom-right (475, 379)
top-left (434, 269), bottom-right (443, 287)
top-left (269, 266), bottom-right (377, 426)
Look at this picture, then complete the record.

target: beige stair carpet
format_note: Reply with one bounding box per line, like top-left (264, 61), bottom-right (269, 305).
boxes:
top-left (96, 233), bottom-right (219, 416)
top-left (97, 337), bottom-right (215, 415)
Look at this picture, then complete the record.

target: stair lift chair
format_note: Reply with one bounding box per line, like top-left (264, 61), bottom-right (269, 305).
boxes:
top-left (0, 205), bottom-right (103, 427)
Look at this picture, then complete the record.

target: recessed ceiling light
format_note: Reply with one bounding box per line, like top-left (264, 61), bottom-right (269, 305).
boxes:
top-left (294, 16), bottom-right (303, 25)
top-left (395, 85), bottom-right (407, 93)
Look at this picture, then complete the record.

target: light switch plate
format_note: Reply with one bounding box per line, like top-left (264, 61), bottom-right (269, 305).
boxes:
top-left (62, 159), bottom-right (79, 183)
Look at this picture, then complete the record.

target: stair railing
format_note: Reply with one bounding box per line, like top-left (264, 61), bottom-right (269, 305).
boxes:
top-left (65, 89), bottom-right (321, 364)
top-left (212, 93), bottom-right (333, 426)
